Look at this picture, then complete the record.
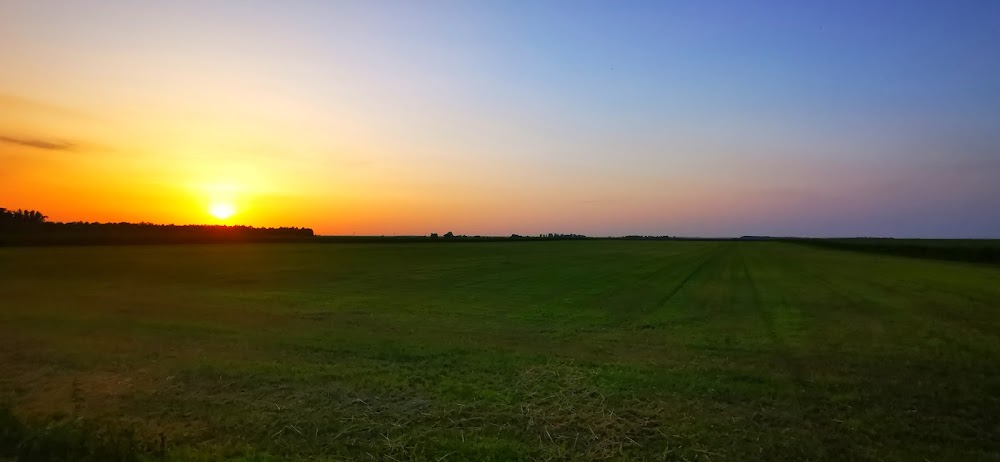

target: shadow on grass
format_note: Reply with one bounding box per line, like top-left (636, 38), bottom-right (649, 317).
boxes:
top-left (0, 406), bottom-right (154, 461)
top-left (0, 407), bottom-right (293, 462)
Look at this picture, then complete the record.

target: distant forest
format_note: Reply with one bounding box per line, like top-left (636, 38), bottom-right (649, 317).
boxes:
top-left (0, 208), bottom-right (313, 245)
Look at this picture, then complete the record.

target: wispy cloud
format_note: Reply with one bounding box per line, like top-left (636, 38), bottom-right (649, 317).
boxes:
top-left (0, 135), bottom-right (75, 151)
top-left (0, 93), bottom-right (95, 121)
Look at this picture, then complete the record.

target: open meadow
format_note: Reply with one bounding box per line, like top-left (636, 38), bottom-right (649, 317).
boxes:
top-left (1, 241), bottom-right (999, 461)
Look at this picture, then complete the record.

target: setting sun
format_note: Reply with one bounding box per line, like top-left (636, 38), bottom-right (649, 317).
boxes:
top-left (2, 2), bottom-right (1000, 460)
top-left (208, 203), bottom-right (235, 220)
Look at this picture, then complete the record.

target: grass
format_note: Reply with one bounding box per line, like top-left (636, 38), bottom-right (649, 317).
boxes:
top-left (788, 237), bottom-right (1000, 264)
top-left (1, 241), bottom-right (998, 460)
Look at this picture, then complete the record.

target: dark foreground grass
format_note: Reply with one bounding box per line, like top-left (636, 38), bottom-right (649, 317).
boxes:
top-left (1, 241), bottom-right (999, 460)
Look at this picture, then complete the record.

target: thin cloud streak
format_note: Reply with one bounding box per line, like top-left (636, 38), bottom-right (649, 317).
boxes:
top-left (0, 135), bottom-right (75, 151)
top-left (0, 93), bottom-right (96, 121)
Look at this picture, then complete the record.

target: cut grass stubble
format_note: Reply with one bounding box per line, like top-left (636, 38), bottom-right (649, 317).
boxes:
top-left (1, 241), bottom-right (999, 460)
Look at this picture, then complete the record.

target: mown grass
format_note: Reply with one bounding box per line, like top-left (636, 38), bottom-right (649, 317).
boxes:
top-left (1, 241), bottom-right (999, 460)
top-left (788, 237), bottom-right (1000, 264)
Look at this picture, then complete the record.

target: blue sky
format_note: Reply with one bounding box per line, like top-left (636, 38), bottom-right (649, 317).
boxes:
top-left (2, 0), bottom-right (998, 236)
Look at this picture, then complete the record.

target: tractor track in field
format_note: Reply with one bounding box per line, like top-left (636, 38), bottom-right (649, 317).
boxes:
top-left (650, 243), bottom-right (726, 311)
top-left (740, 249), bottom-right (809, 388)
top-left (782, 251), bottom-right (999, 340)
top-left (598, 244), bottom-right (723, 327)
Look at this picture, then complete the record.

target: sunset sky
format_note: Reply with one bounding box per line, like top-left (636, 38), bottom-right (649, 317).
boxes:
top-left (2, 1), bottom-right (998, 237)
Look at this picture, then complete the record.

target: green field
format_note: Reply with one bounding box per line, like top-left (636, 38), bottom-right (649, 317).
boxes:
top-left (789, 238), bottom-right (1000, 264)
top-left (1, 242), bottom-right (999, 461)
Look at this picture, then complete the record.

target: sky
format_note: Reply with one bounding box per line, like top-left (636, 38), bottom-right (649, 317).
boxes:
top-left (1, 0), bottom-right (998, 237)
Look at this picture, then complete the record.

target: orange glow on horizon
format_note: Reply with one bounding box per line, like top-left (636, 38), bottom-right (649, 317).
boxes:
top-left (4, 2), bottom-right (993, 238)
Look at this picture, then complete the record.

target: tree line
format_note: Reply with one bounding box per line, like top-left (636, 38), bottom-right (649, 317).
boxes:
top-left (0, 208), bottom-right (47, 228)
top-left (0, 208), bottom-right (313, 245)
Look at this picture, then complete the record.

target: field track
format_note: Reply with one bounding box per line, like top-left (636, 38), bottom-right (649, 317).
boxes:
top-left (1, 241), bottom-right (999, 460)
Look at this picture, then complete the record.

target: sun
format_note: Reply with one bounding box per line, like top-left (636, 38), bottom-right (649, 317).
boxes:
top-left (208, 203), bottom-right (236, 220)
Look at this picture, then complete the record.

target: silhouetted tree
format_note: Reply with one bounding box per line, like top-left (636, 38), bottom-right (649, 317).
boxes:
top-left (444, 231), bottom-right (454, 238)
top-left (0, 208), bottom-right (47, 230)
top-left (1, 207), bottom-right (314, 244)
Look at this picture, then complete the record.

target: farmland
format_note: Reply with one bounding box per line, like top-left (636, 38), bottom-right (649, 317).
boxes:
top-left (788, 238), bottom-right (1000, 264)
top-left (1, 241), bottom-right (999, 461)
